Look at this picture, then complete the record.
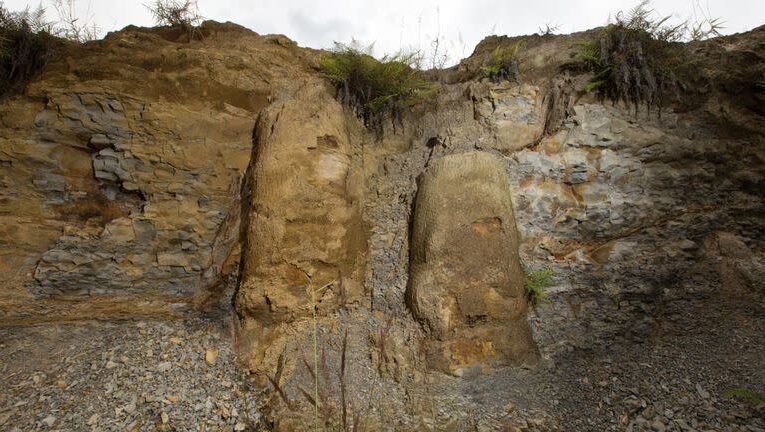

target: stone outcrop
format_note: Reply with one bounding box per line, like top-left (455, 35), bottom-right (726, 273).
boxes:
top-left (472, 82), bottom-right (546, 152)
top-left (235, 82), bottom-right (367, 367)
top-left (408, 152), bottom-right (537, 373)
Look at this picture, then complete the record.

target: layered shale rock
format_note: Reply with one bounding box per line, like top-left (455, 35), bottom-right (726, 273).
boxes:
top-left (0, 22), bottom-right (315, 322)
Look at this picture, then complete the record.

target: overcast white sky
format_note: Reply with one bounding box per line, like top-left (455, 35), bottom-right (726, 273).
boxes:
top-left (4, 0), bottom-right (765, 65)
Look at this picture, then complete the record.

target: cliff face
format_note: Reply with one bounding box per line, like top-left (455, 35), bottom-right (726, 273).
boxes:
top-left (1, 21), bottom-right (764, 430)
top-left (0, 22), bottom-right (316, 322)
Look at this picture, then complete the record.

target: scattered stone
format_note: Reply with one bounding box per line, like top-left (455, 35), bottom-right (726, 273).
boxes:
top-left (0, 320), bottom-right (258, 431)
top-left (651, 419), bottom-right (666, 431)
top-left (205, 348), bottom-right (219, 366)
top-left (41, 415), bottom-right (56, 427)
top-left (124, 401), bottom-right (136, 414)
top-left (696, 384), bottom-right (710, 399)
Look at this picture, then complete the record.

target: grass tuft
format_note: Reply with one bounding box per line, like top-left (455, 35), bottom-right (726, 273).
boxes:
top-left (524, 266), bottom-right (555, 306)
top-left (320, 42), bottom-right (438, 134)
top-left (571, 0), bottom-right (719, 115)
top-left (480, 41), bottom-right (522, 83)
top-left (722, 388), bottom-right (765, 405)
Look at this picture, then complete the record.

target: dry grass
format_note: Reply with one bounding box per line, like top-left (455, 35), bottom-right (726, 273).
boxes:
top-left (264, 278), bottom-right (366, 431)
top-left (0, 4), bottom-right (57, 98)
top-left (51, 0), bottom-right (99, 42)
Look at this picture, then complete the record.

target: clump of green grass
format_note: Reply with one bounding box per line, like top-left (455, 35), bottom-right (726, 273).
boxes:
top-left (757, 74), bottom-right (765, 91)
top-left (320, 42), bottom-right (438, 133)
top-left (722, 388), bottom-right (765, 405)
top-left (573, 1), bottom-right (686, 114)
top-left (0, 3), bottom-right (57, 99)
top-left (480, 41), bottom-right (522, 83)
top-left (572, 1), bottom-right (721, 115)
top-left (524, 266), bottom-right (554, 306)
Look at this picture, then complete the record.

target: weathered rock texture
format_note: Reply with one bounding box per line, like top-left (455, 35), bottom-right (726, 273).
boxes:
top-left (409, 152), bottom-right (537, 373)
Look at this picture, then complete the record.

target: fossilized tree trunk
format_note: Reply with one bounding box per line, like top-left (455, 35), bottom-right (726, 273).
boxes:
top-left (235, 83), bottom-right (367, 370)
top-left (407, 152), bottom-right (538, 374)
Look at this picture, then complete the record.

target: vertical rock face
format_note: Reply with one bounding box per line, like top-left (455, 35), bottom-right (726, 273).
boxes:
top-left (472, 82), bottom-right (546, 152)
top-left (28, 92), bottom-right (245, 298)
top-left (408, 152), bottom-right (537, 373)
top-left (235, 83), bottom-right (367, 364)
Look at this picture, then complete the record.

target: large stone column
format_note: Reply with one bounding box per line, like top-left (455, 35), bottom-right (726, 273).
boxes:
top-left (408, 151), bottom-right (538, 374)
top-left (235, 83), bottom-right (367, 368)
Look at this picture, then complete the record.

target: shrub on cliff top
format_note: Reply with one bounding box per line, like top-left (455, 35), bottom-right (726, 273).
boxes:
top-left (573, 1), bottom-right (689, 115)
top-left (146, 0), bottom-right (203, 40)
top-left (147, 0), bottom-right (202, 28)
top-left (573, 1), bottom-right (721, 115)
top-left (320, 42), bottom-right (438, 133)
top-left (0, 3), bottom-right (56, 99)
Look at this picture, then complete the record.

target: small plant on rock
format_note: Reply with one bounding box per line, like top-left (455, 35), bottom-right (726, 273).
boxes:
top-left (524, 265), bottom-right (555, 306)
top-left (51, 0), bottom-right (99, 42)
top-left (320, 42), bottom-right (438, 133)
top-left (0, 3), bottom-right (56, 98)
top-left (481, 41), bottom-right (522, 82)
top-left (689, 17), bottom-right (724, 41)
top-left (145, 0), bottom-right (202, 39)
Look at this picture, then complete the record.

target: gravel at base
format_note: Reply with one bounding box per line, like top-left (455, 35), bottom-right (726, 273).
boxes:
top-left (0, 318), bottom-right (260, 432)
top-left (1, 298), bottom-right (763, 431)
top-left (539, 299), bottom-right (765, 432)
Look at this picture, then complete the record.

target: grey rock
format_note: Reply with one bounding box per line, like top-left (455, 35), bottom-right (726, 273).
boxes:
top-left (41, 415), bottom-right (56, 427)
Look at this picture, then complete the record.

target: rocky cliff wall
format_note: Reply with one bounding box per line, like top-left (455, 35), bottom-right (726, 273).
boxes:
top-left (1, 21), bottom-right (763, 431)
